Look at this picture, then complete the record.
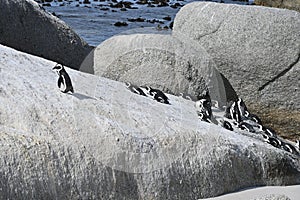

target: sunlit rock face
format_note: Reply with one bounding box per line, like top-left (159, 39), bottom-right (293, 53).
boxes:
top-left (0, 44), bottom-right (299, 199)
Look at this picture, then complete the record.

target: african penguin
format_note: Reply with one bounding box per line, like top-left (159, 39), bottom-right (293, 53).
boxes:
top-left (125, 82), bottom-right (147, 96)
top-left (230, 101), bottom-right (241, 123)
top-left (143, 86), bottom-right (170, 104)
top-left (195, 99), bottom-right (212, 119)
top-left (245, 111), bottom-right (262, 125)
top-left (281, 142), bottom-right (298, 154)
top-left (263, 134), bottom-right (281, 148)
top-left (237, 98), bottom-right (248, 118)
top-left (238, 121), bottom-right (256, 133)
top-left (198, 112), bottom-right (212, 123)
top-left (258, 125), bottom-right (277, 137)
top-left (223, 120), bottom-right (234, 131)
top-left (296, 140), bottom-right (300, 151)
top-left (52, 64), bottom-right (74, 93)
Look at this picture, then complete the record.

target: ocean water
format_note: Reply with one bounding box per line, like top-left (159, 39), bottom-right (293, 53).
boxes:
top-left (40, 0), bottom-right (253, 46)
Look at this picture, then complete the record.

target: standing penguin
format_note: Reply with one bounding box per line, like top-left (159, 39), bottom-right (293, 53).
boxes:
top-left (52, 64), bottom-right (74, 93)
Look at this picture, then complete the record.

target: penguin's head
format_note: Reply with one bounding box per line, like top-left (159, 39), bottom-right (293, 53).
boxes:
top-left (262, 133), bottom-right (269, 142)
top-left (52, 64), bottom-right (64, 75)
top-left (145, 86), bottom-right (152, 92)
top-left (197, 112), bottom-right (204, 120)
top-left (125, 82), bottom-right (131, 88)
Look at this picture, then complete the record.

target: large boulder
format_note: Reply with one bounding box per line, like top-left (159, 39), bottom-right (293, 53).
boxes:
top-left (1, 45), bottom-right (300, 199)
top-left (0, 0), bottom-right (93, 72)
top-left (254, 0), bottom-right (300, 12)
top-left (87, 33), bottom-right (236, 106)
top-left (173, 2), bottom-right (300, 139)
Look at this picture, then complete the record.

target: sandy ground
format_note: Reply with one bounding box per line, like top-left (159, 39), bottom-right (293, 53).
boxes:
top-left (200, 185), bottom-right (300, 200)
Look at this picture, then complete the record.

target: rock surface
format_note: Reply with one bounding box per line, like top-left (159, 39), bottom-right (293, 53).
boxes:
top-left (0, 0), bottom-right (93, 72)
top-left (173, 2), bottom-right (300, 139)
top-left (200, 185), bottom-right (300, 200)
top-left (254, 0), bottom-right (300, 12)
top-left (87, 33), bottom-right (236, 106)
top-left (252, 194), bottom-right (291, 200)
top-left (1, 45), bottom-right (300, 199)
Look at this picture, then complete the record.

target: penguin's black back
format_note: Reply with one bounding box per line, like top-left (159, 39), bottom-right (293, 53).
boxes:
top-left (150, 88), bottom-right (169, 104)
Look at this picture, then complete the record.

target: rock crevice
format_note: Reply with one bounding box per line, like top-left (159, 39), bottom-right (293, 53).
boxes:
top-left (258, 52), bottom-right (300, 91)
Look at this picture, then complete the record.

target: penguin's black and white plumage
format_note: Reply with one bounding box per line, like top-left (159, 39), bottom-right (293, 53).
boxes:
top-left (281, 142), bottom-right (298, 154)
top-left (230, 101), bottom-right (242, 123)
top-left (152, 90), bottom-right (170, 104)
top-left (237, 98), bottom-right (248, 118)
top-left (195, 99), bottom-right (212, 120)
top-left (125, 82), bottom-right (147, 96)
top-left (258, 125), bottom-right (277, 137)
top-left (52, 64), bottom-right (74, 93)
top-left (198, 112), bottom-right (212, 123)
top-left (296, 140), bottom-right (300, 151)
top-left (238, 121), bottom-right (256, 133)
top-left (223, 120), bottom-right (234, 131)
top-left (245, 111), bottom-right (262, 125)
top-left (263, 134), bottom-right (281, 148)
top-left (142, 86), bottom-right (170, 104)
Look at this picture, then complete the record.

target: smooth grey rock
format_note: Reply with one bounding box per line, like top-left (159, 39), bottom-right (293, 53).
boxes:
top-left (254, 0), bottom-right (300, 12)
top-left (0, 44), bottom-right (300, 199)
top-left (173, 2), bottom-right (300, 110)
top-left (252, 194), bottom-right (291, 200)
top-left (259, 62), bottom-right (300, 109)
top-left (88, 33), bottom-right (233, 106)
top-left (0, 0), bottom-right (93, 71)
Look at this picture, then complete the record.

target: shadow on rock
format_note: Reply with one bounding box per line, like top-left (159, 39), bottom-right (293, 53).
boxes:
top-left (71, 93), bottom-right (96, 100)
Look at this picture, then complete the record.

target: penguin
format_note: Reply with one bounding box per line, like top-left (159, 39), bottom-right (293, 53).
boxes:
top-left (137, 86), bottom-right (153, 98)
top-left (52, 64), bottom-right (74, 93)
top-left (230, 101), bottom-right (241, 123)
top-left (296, 140), bottom-right (300, 151)
top-left (281, 142), bottom-right (298, 154)
top-left (237, 98), bottom-right (248, 118)
top-left (245, 111), bottom-right (262, 125)
top-left (262, 134), bottom-right (281, 148)
top-left (195, 99), bottom-right (212, 119)
top-left (142, 86), bottom-right (170, 104)
top-left (223, 120), bottom-right (234, 131)
top-left (125, 82), bottom-right (147, 96)
top-left (258, 125), bottom-right (276, 137)
top-left (238, 121), bottom-right (255, 133)
top-left (198, 112), bottom-right (212, 123)
top-left (152, 90), bottom-right (170, 104)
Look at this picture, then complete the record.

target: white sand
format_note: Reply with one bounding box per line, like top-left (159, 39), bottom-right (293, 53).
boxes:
top-left (200, 185), bottom-right (300, 200)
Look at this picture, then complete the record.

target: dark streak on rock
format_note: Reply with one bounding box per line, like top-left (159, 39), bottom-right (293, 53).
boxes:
top-left (258, 52), bottom-right (300, 91)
